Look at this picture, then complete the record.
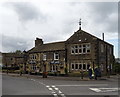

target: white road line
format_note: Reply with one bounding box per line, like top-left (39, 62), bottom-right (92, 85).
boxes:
top-left (89, 88), bottom-right (101, 92)
top-left (55, 84), bottom-right (108, 87)
top-left (46, 85), bottom-right (66, 97)
top-left (99, 88), bottom-right (118, 90)
top-left (58, 90), bottom-right (62, 94)
top-left (52, 91), bottom-right (56, 94)
top-left (53, 94), bottom-right (58, 97)
top-left (46, 86), bottom-right (50, 88)
top-left (61, 94), bottom-right (66, 97)
top-left (52, 85), bottom-right (56, 88)
top-left (89, 88), bottom-right (119, 92)
top-left (54, 88), bottom-right (59, 90)
top-left (48, 88), bottom-right (53, 91)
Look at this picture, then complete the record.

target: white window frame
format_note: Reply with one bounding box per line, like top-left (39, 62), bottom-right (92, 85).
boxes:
top-left (71, 43), bottom-right (91, 55)
top-left (54, 53), bottom-right (59, 60)
top-left (82, 45), bottom-right (86, 54)
top-left (78, 45), bottom-right (82, 54)
top-left (74, 45), bottom-right (79, 54)
top-left (75, 63), bottom-right (79, 70)
top-left (51, 65), bottom-right (58, 72)
top-left (86, 44), bottom-right (91, 53)
top-left (83, 63), bottom-right (86, 70)
top-left (71, 63), bottom-right (75, 70)
top-left (71, 63), bottom-right (88, 70)
top-left (71, 46), bottom-right (75, 54)
top-left (43, 54), bottom-right (47, 61)
top-left (79, 63), bottom-right (82, 69)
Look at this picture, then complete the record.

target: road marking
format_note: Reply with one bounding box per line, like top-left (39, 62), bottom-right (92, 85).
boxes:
top-left (55, 84), bottom-right (108, 87)
top-left (48, 88), bottom-right (53, 91)
top-left (54, 88), bottom-right (59, 90)
top-left (46, 86), bottom-right (50, 88)
top-left (61, 94), bottom-right (66, 97)
top-left (53, 93), bottom-right (58, 97)
top-left (52, 85), bottom-right (56, 88)
top-left (52, 91), bottom-right (56, 94)
top-left (58, 90), bottom-right (62, 94)
top-left (89, 88), bottom-right (101, 92)
top-left (90, 88), bottom-right (118, 92)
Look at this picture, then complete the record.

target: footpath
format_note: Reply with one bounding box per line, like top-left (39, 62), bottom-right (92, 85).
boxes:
top-left (1, 72), bottom-right (119, 81)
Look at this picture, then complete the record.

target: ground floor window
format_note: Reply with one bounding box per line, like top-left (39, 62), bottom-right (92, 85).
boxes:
top-left (31, 65), bottom-right (37, 70)
top-left (50, 65), bottom-right (58, 72)
top-left (71, 63), bottom-right (90, 70)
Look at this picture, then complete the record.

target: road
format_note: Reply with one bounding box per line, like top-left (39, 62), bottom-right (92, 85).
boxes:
top-left (2, 74), bottom-right (119, 97)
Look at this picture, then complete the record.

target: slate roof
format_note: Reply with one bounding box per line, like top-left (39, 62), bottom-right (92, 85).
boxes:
top-left (28, 41), bottom-right (65, 53)
top-left (2, 53), bottom-right (24, 58)
top-left (28, 29), bottom-right (113, 53)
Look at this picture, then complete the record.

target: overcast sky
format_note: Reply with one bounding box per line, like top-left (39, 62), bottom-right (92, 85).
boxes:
top-left (0, 0), bottom-right (118, 58)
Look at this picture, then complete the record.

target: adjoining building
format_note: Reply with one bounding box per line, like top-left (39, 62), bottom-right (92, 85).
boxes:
top-left (27, 28), bottom-right (114, 76)
top-left (2, 53), bottom-right (24, 70)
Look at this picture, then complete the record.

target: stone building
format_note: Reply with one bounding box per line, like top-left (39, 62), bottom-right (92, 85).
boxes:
top-left (27, 28), bottom-right (114, 76)
top-left (2, 53), bottom-right (24, 69)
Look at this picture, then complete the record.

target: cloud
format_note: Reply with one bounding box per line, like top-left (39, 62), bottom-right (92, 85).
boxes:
top-left (87, 2), bottom-right (118, 33)
top-left (4, 2), bottom-right (46, 22)
top-left (1, 35), bottom-right (33, 52)
top-left (0, 1), bottom-right (118, 57)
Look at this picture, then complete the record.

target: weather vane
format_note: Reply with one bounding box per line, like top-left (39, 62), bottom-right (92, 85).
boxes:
top-left (79, 18), bottom-right (81, 30)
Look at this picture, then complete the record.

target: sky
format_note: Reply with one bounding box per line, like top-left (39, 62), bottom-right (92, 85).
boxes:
top-left (0, 0), bottom-right (118, 58)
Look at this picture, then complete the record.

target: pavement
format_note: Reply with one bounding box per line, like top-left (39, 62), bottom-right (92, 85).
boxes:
top-left (1, 72), bottom-right (119, 81)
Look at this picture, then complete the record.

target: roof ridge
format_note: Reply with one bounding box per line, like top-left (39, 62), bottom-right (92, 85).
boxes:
top-left (44, 41), bottom-right (65, 45)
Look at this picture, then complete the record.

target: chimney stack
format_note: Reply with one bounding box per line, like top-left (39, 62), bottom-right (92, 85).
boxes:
top-left (35, 37), bottom-right (43, 47)
top-left (102, 33), bottom-right (104, 41)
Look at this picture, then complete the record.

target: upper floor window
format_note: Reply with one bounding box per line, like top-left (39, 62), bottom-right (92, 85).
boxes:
top-left (71, 43), bottom-right (91, 54)
top-left (79, 45), bottom-right (82, 54)
top-left (83, 45), bottom-right (86, 53)
top-left (75, 45), bottom-right (79, 54)
top-left (110, 47), bottom-right (112, 54)
top-left (86, 44), bottom-right (90, 53)
top-left (43, 54), bottom-right (46, 61)
top-left (30, 54), bottom-right (37, 59)
top-left (54, 53), bottom-right (59, 60)
top-left (101, 44), bottom-right (104, 53)
top-left (71, 46), bottom-right (75, 54)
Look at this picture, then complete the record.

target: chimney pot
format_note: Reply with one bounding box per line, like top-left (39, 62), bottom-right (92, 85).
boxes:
top-left (35, 37), bottom-right (43, 47)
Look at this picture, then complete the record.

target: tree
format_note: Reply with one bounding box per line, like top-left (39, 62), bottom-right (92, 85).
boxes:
top-left (15, 50), bottom-right (22, 54)
top-left (113, 62), bottom-right (120, 74)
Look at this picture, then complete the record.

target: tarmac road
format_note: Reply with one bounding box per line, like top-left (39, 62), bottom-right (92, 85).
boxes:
top-left (2, 74), bottom-right (119, 97)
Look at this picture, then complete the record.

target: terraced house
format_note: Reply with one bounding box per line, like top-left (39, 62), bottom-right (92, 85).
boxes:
top-left (27, 28), bottom-right (114, 76)
top-left (2, 53), bottom-right (24, 70)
